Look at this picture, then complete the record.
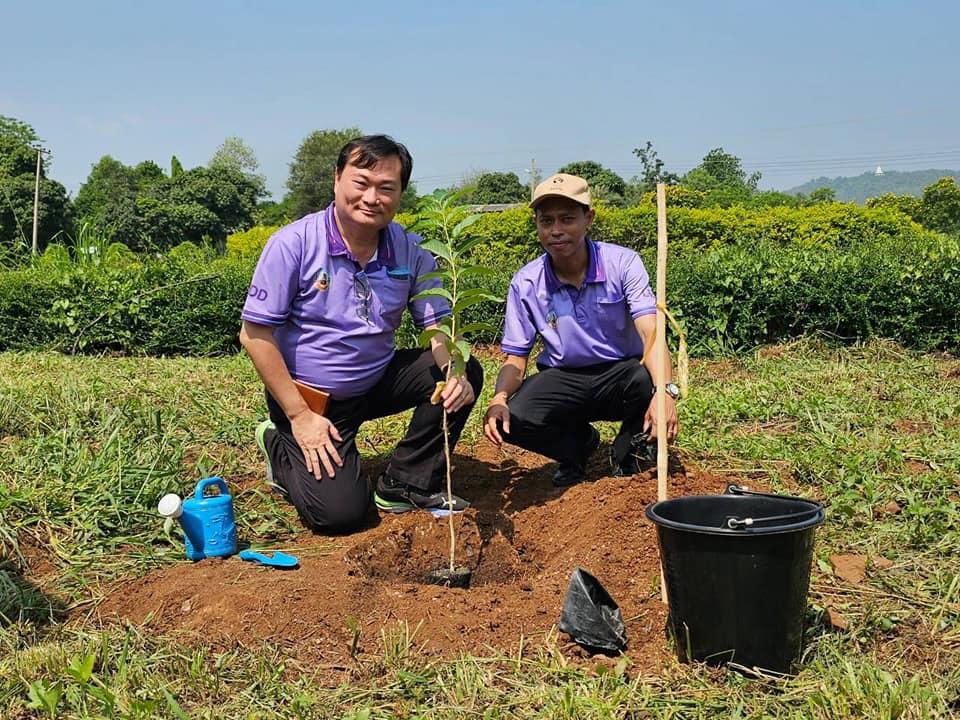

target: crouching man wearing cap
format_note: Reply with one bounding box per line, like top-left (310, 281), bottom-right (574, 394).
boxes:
top-left (482, 174), bottom-right (679, 486)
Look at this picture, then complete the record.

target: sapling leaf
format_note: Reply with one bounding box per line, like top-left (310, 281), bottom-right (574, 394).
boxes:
top-left (455, 339), bottom-right (471, 365)
top-left (418, 239), bottom-right (453, 263)
top-left (418, 326), bottom-right (452, 346)
top-left (455, 287), bottom-right (492, 301)
top-left (452, 214), bottom-right (482, 237)
top-left (412, 287), bottom-right (454, 303)
top-left (458, 321), bottom-right (498, 337)
top-left (454, 295), bottom-right (498, 315)
top-left (454, 235), bottom-right (486, 257)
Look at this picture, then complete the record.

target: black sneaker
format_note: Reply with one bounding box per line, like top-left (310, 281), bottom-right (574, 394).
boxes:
top-left (613, 432), bottom-right (657, 477)
top-left (552, 426), bottom-right (601, 487)
top-left (374, 474), bottom-right (470, 515)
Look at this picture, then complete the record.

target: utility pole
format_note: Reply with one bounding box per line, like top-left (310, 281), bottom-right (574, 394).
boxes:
top-left (31, 147), bottom-right (44, 255)
top-left (527, 158), bottom-right (540, 200)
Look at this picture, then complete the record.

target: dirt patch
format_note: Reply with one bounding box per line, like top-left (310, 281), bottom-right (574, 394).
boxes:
top-left (96, 443), bottom-right (732, 675)
top-left (830, 554), bottom-right (867, 584)
top-left (893, 420), bottom-right (933, 435)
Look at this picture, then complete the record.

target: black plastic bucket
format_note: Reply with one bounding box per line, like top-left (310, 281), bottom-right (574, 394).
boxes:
top-left (645, 485), bottom-right (825, 674)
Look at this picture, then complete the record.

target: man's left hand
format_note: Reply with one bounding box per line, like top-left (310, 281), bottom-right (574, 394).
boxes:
top-left (441, 374), bottom-right (475, 413)
top-left (643, 394), bottom-right (679, 443)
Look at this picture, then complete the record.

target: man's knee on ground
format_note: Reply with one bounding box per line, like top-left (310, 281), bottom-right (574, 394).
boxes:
top-left (296, 494), bottom-right (369, 534)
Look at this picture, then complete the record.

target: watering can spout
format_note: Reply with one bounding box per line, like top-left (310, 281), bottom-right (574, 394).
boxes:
top-left (158, 493), bottom-right (183, 519)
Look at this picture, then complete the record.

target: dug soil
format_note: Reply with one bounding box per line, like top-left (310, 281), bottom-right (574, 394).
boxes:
top-left (97, 443), bottom-right (732, 675)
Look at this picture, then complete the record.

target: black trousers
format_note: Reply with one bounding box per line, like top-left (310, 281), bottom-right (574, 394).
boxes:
top-left (501, 358), bottom-right (654, 467)
top-left (262, 349), bottom-right (483, 533)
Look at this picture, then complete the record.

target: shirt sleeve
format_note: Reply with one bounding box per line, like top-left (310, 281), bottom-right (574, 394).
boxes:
top-left (240, 228), bottom-right (302, 326)
top-left (500, 279), bottom-right (537, 356)
top-left (622, 251), bottom-right (657, 319)
top-left (408, 237), bottom-right (452, 329)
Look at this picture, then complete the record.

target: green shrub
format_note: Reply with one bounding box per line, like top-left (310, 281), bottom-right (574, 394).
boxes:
top-left (0, 205), bottom-right (956, 357)
top-left (664, 234), bottom-right (960, 354)
top-left (226, 224), bottom-right (279, 259)
top-left (0, 254), bottom-right (254, 355)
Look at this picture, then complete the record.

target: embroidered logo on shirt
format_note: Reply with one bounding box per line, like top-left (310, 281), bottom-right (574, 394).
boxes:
top-left (546, 310), bottom-right (558, 329)
top-left (313, 270), bottom-right (330, 291)
top-left (387, 266), bottom-right (411, 279)
top-left (248, 284), bottom-right (268, 301)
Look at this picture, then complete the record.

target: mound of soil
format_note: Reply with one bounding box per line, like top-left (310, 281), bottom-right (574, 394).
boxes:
top-left (96, 443), bottom-right (731, 674)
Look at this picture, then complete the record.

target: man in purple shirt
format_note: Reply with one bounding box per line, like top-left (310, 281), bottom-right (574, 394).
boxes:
top-left (241, 135), bottom-right (482, 532)
top-left (483, 173), bottom-right (679, 486)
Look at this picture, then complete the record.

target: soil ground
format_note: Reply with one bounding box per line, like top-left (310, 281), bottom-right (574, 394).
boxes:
top-left (96, 442), bottom-right (733, 675)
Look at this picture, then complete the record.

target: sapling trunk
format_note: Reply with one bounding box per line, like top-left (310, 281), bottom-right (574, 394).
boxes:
top-left (413, 190), bottom-right (501, 583)
top-left (442, 374), bottom-right (455, 573)
top-left (445, 257), bottom-right (459, 574)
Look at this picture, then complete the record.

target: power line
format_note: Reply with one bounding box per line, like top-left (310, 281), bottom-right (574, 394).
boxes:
top-left (412, 147), bottom-right (960, 187)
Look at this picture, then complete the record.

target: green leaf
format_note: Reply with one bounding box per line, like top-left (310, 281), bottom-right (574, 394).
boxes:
top-left (419, 238), bottom-right (453, 263)
top-left (162, 688), bottom-right (191, 720)
top-left (412, 287), bottom-right (454, 303)
top-left (454, 287), bottom-right (490, 301)
top-left (458, 321), bottom-right (498, 337)
top-left (452, 214), bottom-right (482, 237)
top-left (87, 685), bottom-right (116, 712)
top-left (453, 293), bottom-right (501, 315)
top-left (27, 681), bottom-right (61, 717)
top-left (418, 326), bottom-right (452, 347)
top-left (455, 339), bottom-right (471, 365)
top-left (454, 235), bottom-right (486, 257)
top-left (416, 270), bottom-right (444, 283)
top-left (66, 652), bottom-right (95, 684)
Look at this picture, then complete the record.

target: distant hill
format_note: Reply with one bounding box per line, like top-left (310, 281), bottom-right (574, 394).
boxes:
top-left (788, 169), bottom-right (960, 204)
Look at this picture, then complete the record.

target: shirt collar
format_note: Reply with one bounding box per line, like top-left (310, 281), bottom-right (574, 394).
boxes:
top-left (324, 204), bottom-right (396, 270)
top-left (543, 238), bottom-right (605, 293)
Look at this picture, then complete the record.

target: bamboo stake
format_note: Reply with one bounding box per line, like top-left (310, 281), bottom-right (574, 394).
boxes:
top-left (32, 149), bottom-right (42, 255)
top-left (655, 183), bottom-right (669, 604)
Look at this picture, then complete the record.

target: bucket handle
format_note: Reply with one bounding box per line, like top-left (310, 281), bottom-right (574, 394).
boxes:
top-left (194, 476), bottom-right (228, 500)
top-left (726, 484), bottom-right (816, 504)
top-left (725, 508), bottom-right (821, 530)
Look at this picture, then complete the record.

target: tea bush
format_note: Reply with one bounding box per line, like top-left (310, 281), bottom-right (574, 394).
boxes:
top-left (0, 212), bottom-right (957, 356)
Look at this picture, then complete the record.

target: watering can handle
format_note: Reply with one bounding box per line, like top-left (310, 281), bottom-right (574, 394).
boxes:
top-left (194, 476), bottom-right (228, 499)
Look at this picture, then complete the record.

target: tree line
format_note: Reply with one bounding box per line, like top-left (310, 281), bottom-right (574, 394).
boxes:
top-left (2, 114), bottom-right (959, 254)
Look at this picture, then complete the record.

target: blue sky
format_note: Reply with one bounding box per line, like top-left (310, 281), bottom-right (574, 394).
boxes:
top-left (3, 0), bottom-right (959, 199)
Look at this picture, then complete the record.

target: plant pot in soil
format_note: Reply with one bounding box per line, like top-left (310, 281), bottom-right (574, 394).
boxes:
top-left (425, 566), bottom-right (472, 588)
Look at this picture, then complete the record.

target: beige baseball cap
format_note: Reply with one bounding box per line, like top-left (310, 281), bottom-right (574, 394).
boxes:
top-left (530, 173), bottom-right (591, 209)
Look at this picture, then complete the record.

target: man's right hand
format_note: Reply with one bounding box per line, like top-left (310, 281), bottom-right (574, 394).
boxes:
top-left (290, 411), bottom-right (343, 479)
top-left (483, 402), bottom-right (511, 446)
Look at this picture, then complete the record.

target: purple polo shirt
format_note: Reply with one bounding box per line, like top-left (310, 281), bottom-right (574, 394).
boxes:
top-left (241, 204), bottom-right (450, 398)
top-left (501, 240), bottom-right (656, 368)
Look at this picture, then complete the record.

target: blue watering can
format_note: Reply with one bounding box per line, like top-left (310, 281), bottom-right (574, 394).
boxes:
top-left (158, 477), bottom-right (237, 561)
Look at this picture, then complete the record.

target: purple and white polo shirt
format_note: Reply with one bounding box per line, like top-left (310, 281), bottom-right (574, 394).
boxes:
top-left (500, 239), bottom-right (656, 368)
top-left (241, 204), bottom-right (450, 398)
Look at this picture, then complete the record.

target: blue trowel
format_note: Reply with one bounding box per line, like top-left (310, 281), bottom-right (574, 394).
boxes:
top-left (238, 549), bottom-right (299, 569)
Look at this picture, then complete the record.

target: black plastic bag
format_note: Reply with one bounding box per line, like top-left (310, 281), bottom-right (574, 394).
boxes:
top-left (558, 567), bottom-right (627, 653)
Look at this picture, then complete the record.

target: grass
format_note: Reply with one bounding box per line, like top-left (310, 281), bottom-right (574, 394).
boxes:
top-left (0, 339), bottom-right (958, 718)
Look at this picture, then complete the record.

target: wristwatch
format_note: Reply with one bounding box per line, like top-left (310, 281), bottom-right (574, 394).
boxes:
top-left (660, 382), bottom-right (680, 400)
